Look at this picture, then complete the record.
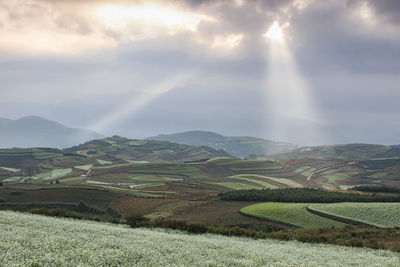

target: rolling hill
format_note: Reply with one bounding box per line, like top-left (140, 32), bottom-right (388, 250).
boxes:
top-left (64, 135), bottom-right (232, 163)
top-left (270, 143), bottom-right (400, 160)
top-left (0, 116), bottom-right (103, 149)
top-left (148, 130), bottom-right (297, 158)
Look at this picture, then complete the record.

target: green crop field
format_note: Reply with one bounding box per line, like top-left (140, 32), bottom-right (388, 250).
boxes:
top-left (131, 182), bottom-right (166, 189)
top-left (295, 166), bottom-right (316, 176)
top-left (1, 211), bottom-right (399, 266)
top-left (0, 167), bottom-right (20, 172)
top-left (264, 177), bottom-right (304, 187)
top-left (309, 203), bottom-right (400, 228)
top-left (61, 176), bottom-right (86, 183)
top-left (74, 164), bottom-right (93, 171)
top-left (241, 203), bottom-right (347, 228)
top-left (36, 168), bottom-right (72, 180)
top-left (96, 159), bottom-right (112, 165)
top-left (208, 182), bottom-right (261, 190)
top-left (230, 166), bottom-right (283, 171)
top-left (3, 176), bottom-right (22, 182)
top-left (230, 175), bottom-right (278, 188)
top-left (126, 174), bottom-right (165, 182)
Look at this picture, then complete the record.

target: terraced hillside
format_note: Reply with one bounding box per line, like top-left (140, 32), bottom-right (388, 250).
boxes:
top-left (1, 139), bottom-right (400, 226)
top-left (65, 136), bottom-right (232, 163)
top-left (271, 144), bottom-right (399, 160)
top-left (2, 153), bottom-right (400, 197)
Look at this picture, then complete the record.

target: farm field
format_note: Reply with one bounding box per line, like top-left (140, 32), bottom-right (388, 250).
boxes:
top-left (309, 203), bottom-right (400, 228)
top-left (1, 210), bottom-right (399, 267)
top-left (0, 185), bottom-right (122, 211)
top-left (230, 174), bottom-right (278, 188)
top-left (2, 139), bottom-right (400, 191)
top-left (208, 181), bottom-right (261, 190)
top-left (240, 202), bottom-right (347, 228)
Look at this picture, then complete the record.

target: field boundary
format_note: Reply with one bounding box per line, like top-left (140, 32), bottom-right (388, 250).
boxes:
top-left (306, 206), bottom-right (374, 227)
top-left (238, 210), bottom-right (299, 228)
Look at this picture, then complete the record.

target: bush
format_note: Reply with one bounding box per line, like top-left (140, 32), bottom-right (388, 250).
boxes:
top-left (126, 214), bottom-right (150, 228)
top-left (30, 208), bottom-right (83, 220)
top-left (186, 222), bottom-right (209, 234)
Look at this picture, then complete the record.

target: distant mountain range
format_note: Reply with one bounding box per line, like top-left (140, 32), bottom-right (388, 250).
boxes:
top-left (270, 143), bottom-right (400, 160)
top-left (0, 116), bottom-right (103, 149)
top-left (148, 130), bottom-right (298, 158)
top-left (2, 116), bottom-right (399, 162)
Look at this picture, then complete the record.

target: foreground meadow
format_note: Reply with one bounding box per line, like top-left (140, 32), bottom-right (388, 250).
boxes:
top-left (1, 211), bottom-right (399, 266)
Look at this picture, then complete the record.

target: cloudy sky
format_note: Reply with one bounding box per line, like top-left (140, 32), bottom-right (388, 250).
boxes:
top-left (1, 0), bottom-right (400, 145)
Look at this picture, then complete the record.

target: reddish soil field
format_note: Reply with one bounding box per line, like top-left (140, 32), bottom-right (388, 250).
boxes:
top-left (111, 196), bottom-right (173, 216)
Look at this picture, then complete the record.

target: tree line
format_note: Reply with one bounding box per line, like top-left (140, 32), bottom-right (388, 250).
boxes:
top-left (218, 188), bottom-right (400, 202)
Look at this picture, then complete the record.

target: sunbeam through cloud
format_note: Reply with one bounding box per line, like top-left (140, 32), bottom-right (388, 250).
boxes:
top-left (263, 21), bottom-right (325, 144)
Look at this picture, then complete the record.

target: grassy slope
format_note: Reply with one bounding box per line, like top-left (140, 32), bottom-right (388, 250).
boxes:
top-left (1, 211), bottom-right (399, 266)
top-left (241, 203), bottom-right (347, 228)
top-left (64, 136), bottom-right (232, 163)
top-left (309, 203), bottom-right (400, 228)
top-left (208, 182), bottom-right (261, 190)
top-left (0, 186), bottom-right (121, 210)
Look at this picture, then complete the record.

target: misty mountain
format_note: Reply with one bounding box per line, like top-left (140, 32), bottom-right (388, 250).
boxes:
top-left (0, 116), bottom-right (103, 149)
top-left (270, 143), bottom-right (400, 160)
top-left (262, 118), bottom-right (349, 146)
top-left (148, 130), bottom-right (298, 158)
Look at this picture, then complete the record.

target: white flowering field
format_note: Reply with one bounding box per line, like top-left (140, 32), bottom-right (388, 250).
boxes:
top-left (309, 202), bottom-right (400, 227)
top-left (1, 211), bottom-right (400, 266)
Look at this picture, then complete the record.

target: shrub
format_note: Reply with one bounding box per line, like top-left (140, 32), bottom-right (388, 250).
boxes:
top-left (126, 214), bottom-right (150, 228)
top-left (29, 208), bottom-right (83, 220)
top-left (186, 222), bottom-right (209, 234)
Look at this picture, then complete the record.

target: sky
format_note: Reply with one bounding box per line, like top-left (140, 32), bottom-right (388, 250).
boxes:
top-left (1, 0), bottom-right (400, 145)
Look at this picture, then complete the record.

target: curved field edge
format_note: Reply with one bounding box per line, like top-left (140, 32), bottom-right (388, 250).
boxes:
top-left (1, 211), bottom-right (400, 266)
top-left (308, 203), bottom-right (400, 228)
top-left (240, 203), bottom-right (347, 228)
top-left (239, 209), bottom-right (299, 228)
top-left (306, 206), bottom-right (374, 227)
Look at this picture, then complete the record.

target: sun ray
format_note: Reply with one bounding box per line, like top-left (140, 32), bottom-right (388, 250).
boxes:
top-left (263, 21), bottom-right (324, 144)
top-left (263, 21), bottom-right (284, 41)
